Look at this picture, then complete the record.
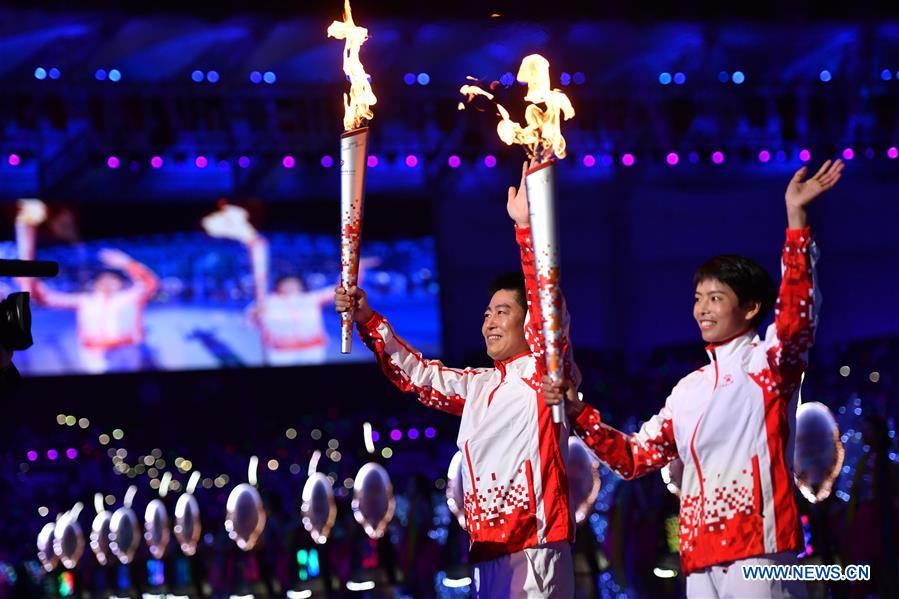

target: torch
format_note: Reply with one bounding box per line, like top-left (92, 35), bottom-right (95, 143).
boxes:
top-left (328, 0), bottom-right (376, 353)
top-left (461, 54), bottom-right (575, 423)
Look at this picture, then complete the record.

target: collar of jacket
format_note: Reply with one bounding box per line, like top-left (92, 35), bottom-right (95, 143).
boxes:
top-left (493, 351), bottom-right (532, 377)
top-left (704, 328), bottom-right (756, 363)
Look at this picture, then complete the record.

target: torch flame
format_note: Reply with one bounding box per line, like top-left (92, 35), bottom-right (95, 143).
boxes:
top-left (327, 0), bottom-right (377, 131)
top-left (459, 54), bottom-right (575, 162)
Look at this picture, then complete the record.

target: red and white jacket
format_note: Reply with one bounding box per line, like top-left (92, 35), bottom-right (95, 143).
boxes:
top-left (573, 228), bottom-right (818, 574)
top-left (32, 262), bottom-right (158, 350)
top-left (357, 225), bottom-right (576, 563)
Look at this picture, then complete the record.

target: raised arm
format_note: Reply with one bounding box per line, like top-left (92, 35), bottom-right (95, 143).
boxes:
top-left (763, 159), bottom-right (843, 389)
top-left (15, 200), bottom-right (81, 309)
top-left (202, 203), bottom-right (267, 308)
top-left (335, 285), bottom-right (485, 416)
top-left (507, 161), bottom-right (580, 386)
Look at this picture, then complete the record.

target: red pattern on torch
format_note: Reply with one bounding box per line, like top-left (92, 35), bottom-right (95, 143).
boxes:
top-left (340, 127), bottom-right (369, 353)
top-left (524, 160), bottom-right (566, 423)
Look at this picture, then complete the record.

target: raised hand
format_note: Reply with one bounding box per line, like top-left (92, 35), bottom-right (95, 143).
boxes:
top-left (785, 159), bottom-right (844, 228)
top-left (506, 161), bottom-right (534, 228)
top-left (16, 199), bottom-right (48, 226)
top-left (98, 248), bottom-right (134, 270)
top-left (202, 204), bottom-right (258, 244)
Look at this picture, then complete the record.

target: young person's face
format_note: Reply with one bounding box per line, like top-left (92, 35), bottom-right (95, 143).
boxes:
top-left (482, 289), bottom-right (530, 361)
top-left (276, 277), bottom-right (304, 296)
top-left (93, 273), bottom-right (124, 294)
top-left (693, 278), bottom-right (759, 344)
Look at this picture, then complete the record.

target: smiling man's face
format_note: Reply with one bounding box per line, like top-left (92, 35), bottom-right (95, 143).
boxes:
top-left (482, 289), bottom-right (530, 361)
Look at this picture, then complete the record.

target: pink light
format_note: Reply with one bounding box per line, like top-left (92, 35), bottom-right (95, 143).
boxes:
top-left (8, 153), bottom-right (20, 166)
top-left (107, 156), bottom-right (120, 169)
top-left (582, 154), bottom-right (596, 167)
top-left (282, 155), bottom-right (296, 168)
top-left (46, 449), bottom-right (58, 460)
top-left (389, 429), bottom-right (402, 441)
top-left (26, 451), bottom-right (38, 461)
top-left (195, 156), bottom-right (208, 168)
top-left (887, 147), bottom-right (898, 159)
top-left (758, 150), bottom-right (771, 163)
top-left (405, 155), bottom-right (418, 168)
top-left (711, 151), bottom-right (725, 164)
top-left (621, 153), bottom-right (636, 167)
top-left (799, 149), bottom-right (811, 162)
top-left (483, 154), bottom-right (497, 168)
top-left (447, 155), bottom-right (461, 168)
top-left (666, 152), bottom-right (679, 166)
top-left (150, 156), bottom-right (163, 169)
top-left (367, 155), bottom-right (379, 167)
top-left (842, 148), bottom-right (854, 160)
top-left (66, 448), bottom-right (77, 460)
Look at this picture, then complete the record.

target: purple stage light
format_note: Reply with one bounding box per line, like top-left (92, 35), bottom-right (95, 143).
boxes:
top-left (66, 448), bottom-right (77, 460)
top-left (150, 156), bottom-right (163, 169)
top-left (107, 156), bottom-right (120, 169)
top-left (405, 155), bottom-right (419, 168)
top-left (250, 71), bottom-right (262, 84)
top-left (621, 153), bottom-right (636, 167)
top-left (799, 149), bottom-right (811, 162)
top-left (407, 428), bottom-right (420, 440)
top-left (887, 147), bottom-right (898, 159)
top-left (711, 151), bottom-right (725, 164)
top-left (842, 148), bottom-right (854, 160)
top-left (47, 449), bottom-right (58, 460)
top-left (582, 154), bottom-right (596, 167)
top-left (195, 156), bottom-right (208, 168)
top-left (484, 155), bottom-right (497, 168)
top-left (8, 154), bottom-right (21, 166)
top-left (367, 155), bottom-right (379, 167)
top-left (424, 427), bottom-right (437, 439)
top-left (321, 155), bottom-right (334, 168)
top-left (26, 451), bottom-right (38, 462)
top-left (758, 150), bottom-right (771, 163)
top-left (371, 430), bottom-right (380, 442)
top-left (447, 155), bottom-right (461, 168)
top-left (238, 156), bottom-right (251, 168)
top-left (390, 429), bottom-right (402, 441)
top-left (666, 152), bottom-right (679, 166)
top-left (283, 155), bottom-right (296, 168)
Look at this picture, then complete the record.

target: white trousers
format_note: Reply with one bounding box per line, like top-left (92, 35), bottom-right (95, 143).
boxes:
top-left (473, 542), bottom-right (574, 599)
top-left (686, 551), bottom-right (808, 598)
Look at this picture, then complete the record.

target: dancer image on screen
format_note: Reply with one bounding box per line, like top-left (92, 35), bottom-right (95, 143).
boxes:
top-left (335, 165), bottom-right (579, 598)
top-left (203, 203), bottom-right (373, 366)
top-left (15, 199), bottom-right (159, 373)
top-left (543, 160), bottom-right (844, 598)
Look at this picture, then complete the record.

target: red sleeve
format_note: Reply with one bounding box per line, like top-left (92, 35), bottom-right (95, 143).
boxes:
top-left (572, 402), bottom-right (678, 480)
top-left (764, 227), bottom-right (818, 392)
top-left (357, 312), bottom-right (486, 416)
top-left (125, 261), bottom-right (159, 302)
top-left (515, 225), bottom-right (579, 385)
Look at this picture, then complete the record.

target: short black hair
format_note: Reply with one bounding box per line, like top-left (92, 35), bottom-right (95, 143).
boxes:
top-left (93, 269), bottom-right (126, 283)
top-left (488, 272), bottom-right (527, 312)
top-left (693, 255), bottom-right (776, 328)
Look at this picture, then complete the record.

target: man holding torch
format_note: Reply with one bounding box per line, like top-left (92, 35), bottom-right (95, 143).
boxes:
top-left (334, 163), bottom-right (579, 596)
